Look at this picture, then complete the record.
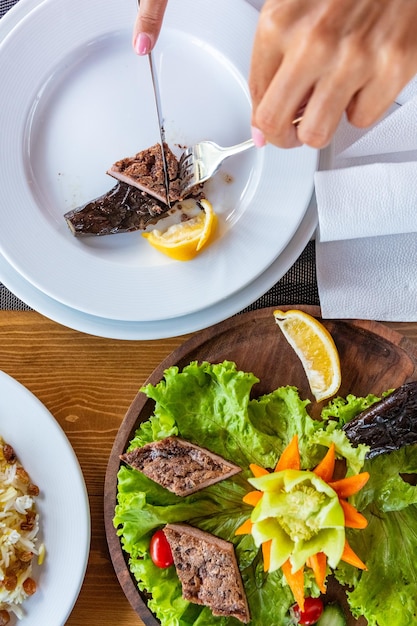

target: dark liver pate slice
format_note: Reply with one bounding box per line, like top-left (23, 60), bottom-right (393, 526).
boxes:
top-left (107, 142), bottom-right (182, 204)
top-left (120, 436), bottom-right (241, 496)
top-left (343, 381), bottom-right (417, 458)
top-left (64, 181), bottom-right (170, 236)
top-left (163, 523), bottom-right (250, 624)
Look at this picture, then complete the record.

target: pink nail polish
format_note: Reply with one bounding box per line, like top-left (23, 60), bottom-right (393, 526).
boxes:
top-left (251, 126), bottom-right (266, 148)
top-left (134, 32), bottom-right (152, 55)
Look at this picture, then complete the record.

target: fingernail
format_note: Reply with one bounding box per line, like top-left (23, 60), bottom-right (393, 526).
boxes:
top-left (251, 126), bottom-right (266, 148)
top-left (134, 32), bottom-right (152, 55)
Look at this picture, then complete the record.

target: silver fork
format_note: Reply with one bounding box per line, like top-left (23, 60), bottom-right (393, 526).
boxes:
top-left (178, 138), bottom-right (255, 196)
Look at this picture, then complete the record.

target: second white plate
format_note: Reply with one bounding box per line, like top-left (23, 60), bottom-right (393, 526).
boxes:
top-left (0, 371), bottom-right (90, 625)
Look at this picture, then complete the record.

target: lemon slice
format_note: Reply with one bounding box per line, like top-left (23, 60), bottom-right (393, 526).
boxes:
top-left (142, 199), bottom-right (217, 261)
top-left (273, 309), bottom-right (341, 402)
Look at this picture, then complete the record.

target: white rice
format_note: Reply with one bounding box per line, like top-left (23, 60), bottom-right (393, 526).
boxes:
top-left (0, 436), bottom-right (44, 621)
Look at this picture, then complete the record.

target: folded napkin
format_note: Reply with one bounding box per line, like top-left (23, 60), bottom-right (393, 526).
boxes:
top-left (316, 161), bottom-right (417, 242)
top-left (315, 74), bottom-right (417, 321)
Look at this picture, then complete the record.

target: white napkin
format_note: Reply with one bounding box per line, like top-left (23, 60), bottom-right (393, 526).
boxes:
top-left (315, 74), bottom-right (417, 321)
top-left (316, 233), bottom-right (417, 321)
top-left (336, 97), bottom-right (417, 159)
top-left (316, 161), bottom-right (417, 242)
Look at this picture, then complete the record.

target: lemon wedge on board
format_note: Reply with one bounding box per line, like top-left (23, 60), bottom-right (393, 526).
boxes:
top-left (273, 309), bottom-right (341, 402)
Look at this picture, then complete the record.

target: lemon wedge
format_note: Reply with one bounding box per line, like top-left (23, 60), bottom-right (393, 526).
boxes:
top-left (273, 309), bottom-right (341, 402)
top-left (142, 199), bottom-right (217, 261)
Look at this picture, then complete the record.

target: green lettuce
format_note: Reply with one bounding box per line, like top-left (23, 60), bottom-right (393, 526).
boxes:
top-left (114, 360), bottom-right (417, 626)
top-left (320, 392), bottom-right (382, 426)
top-left (333, 444), bottom-right (417, 626)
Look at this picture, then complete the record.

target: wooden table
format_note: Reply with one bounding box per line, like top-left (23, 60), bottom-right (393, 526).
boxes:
top-left (1, 310), bottom-right (416, 626)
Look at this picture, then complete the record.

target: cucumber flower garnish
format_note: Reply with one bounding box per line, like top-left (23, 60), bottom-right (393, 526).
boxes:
top-left (236, 435), bottom-right (369, 611)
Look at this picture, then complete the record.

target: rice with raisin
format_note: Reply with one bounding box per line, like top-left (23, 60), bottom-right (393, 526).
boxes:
top-left (0, 436), bottom-right (44, 622)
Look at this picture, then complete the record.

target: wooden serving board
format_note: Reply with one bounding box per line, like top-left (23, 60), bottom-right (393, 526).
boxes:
top-left (104, 305), bottom-right (417, 626)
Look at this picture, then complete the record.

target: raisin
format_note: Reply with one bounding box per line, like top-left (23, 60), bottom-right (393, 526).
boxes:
top-left (3, 443), bottom-right (16, 464)
top-left (16, 467), bottom-right (29, 483)
top-left (21, 511), bottom-right (36, 532)
top-left (23, 577), bottom-right (37, 596)
top-left (28, 483), bottom-right (40, 497)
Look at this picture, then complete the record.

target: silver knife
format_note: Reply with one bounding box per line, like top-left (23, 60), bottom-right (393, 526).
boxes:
top-left (148, 51), bottom-right (171, 207)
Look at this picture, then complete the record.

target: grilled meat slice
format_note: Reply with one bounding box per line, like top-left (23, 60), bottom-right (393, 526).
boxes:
top-left (107, 142), bottom-right (182, 204)
top-left (343, 381), bottom-right (417, 458)
top-left (163, 523), bottom-right (250, 624)
top-left (64, 181), bottom-right (170, 236)
top-left (120, 436), bottom-right (241, 496)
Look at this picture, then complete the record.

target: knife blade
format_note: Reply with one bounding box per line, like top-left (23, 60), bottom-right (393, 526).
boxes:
top-left (148, 51), bottom-right (171, 208)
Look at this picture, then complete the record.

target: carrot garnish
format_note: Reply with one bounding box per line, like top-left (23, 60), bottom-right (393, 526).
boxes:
top-left (249, 463), bottom-right (270, 477)
top-left (235, 518), bottom-right (253, 535)
top-left (307, 552), bottom-right (327, 593)
top-left (281, 559), bottom-right (305, 611)
top-left (328, 472), bottom-right (370, 498)
top-left (262, 540), bottom-right (272, 572)
top-left (339, 499), bottom-right (368, 529)
top-left (275, 435), bottom-right (300, 471)
top-left (313, 443), bottom-right (336, 482)
top-left (341, 539), bottom-right (367, 570)
top-left (242, 490), bottom-right (263, 507)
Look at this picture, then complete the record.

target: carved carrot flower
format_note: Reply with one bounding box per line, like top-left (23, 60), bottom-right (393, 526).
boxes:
top-left (236, 435), bottom-right (369, 611)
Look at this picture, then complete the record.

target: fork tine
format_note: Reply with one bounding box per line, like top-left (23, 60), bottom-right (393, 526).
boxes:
top-left (179, 161), bottom-right (194, 181)
top-left (178, 150), bottom-right (210, 196)
top-left (178, 153), bottom-right (196, 191)
top-left (179, 157), bottom-right (193, 180)
top-left (178, 149), bottom-right (197, 186)
top-left (179, 170), bottom-right (196, 196)
top-left (178, 150), bottom-right (192, 167)
top-left (179, 153), bottom-right (194, 169)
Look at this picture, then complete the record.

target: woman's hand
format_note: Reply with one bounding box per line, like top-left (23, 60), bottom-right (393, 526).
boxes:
top-left (250, 0), bottom-right (417, 149)
top-left (133, 0), bottom-right (168, 55)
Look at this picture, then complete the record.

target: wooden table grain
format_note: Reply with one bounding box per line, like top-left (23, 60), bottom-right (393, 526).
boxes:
top-left (1, 310), bottom-right (416, 626)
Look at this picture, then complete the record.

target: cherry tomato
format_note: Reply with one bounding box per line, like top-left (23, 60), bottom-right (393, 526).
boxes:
top-left (292, 597), bottom-right (324, 625)
top-left (149, 529), bottom-right (174, 568)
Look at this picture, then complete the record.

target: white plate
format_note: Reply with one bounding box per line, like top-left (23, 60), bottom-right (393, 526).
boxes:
top-left (0, 0), bottom-right (317, 322)
top-left (0, 370), bottom-right (90, 625)
top-left (0, 0), bottom-right (320, 341)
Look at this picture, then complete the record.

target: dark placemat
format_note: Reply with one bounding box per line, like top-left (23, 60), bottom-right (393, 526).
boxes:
top-left (0, 284), bottom-right (32, 310)
top-left (240, 240), bottom-right (319, 312)
top-left (0, 0), bottom-right (16, 17)
top-left (0, 0), bottom-right (319, 313)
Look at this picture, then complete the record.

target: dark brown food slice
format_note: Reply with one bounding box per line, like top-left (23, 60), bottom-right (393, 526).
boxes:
top-left (120, 436), bottom-right (241, 496)
top-left (64, 181), bottom-right (170, 236)
top-left (343, 381), bottom-right (417, 458)
top-left (107, 142), bottom-right (182, 204)
top-left (163, 523), bottom-right (250, 624)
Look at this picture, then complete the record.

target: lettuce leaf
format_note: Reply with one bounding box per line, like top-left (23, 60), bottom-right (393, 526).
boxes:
top-left (114, 360), bottom-right (417, 626)
top-left (320, 393), bottom-right (382, 426)
top-left (342, 503), bottom-right (417, 626)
